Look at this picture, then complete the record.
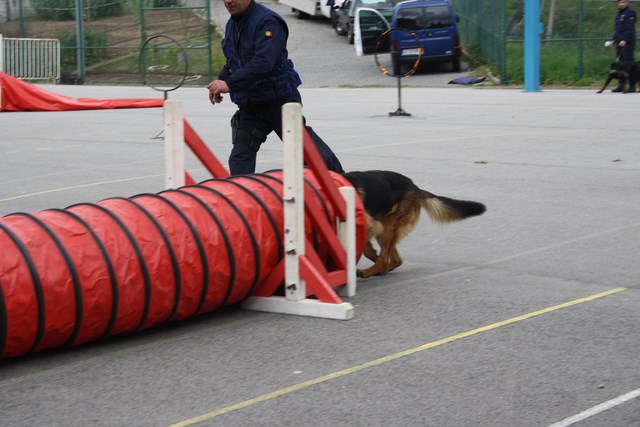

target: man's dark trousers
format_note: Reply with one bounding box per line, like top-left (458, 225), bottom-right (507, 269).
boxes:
top-left (229, 102), bottom-right (344, 175)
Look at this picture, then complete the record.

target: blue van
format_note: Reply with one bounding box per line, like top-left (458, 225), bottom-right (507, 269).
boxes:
top-left (390, 0), bottom-right (461, 73)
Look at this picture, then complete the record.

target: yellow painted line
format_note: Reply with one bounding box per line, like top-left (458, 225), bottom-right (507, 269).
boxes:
top-left (0, 174), bottom-right (163, 203)
top-left (0, 166), bottom-right (220, 204)
top-left (169, 287), bottom-right (627, 427)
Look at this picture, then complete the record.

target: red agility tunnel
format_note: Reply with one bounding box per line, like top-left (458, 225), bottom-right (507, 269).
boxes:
top-left (0, 170), bottom-right (366, 360)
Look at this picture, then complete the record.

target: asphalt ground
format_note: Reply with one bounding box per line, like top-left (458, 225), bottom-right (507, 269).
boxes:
top-left (1, 2), bottom-right (640, 426)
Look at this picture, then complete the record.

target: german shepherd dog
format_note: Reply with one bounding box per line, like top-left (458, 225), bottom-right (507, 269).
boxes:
top-left (597, 61), bottom-right (639, 93)
top-left (343, 170), bottom-right (486, 278)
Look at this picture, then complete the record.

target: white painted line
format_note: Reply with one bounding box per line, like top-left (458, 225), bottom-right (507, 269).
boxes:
top-left (548, 388), bottom-right (640, 427)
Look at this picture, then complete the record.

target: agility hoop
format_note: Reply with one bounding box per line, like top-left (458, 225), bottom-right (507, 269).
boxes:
top-left (374, 29), bottom-right (423, 78)
top-left (139, 34), bottom-right (189, 100)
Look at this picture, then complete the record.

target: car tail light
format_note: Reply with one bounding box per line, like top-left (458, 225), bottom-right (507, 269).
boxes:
top-left (454, 35), bottom-right (460, 47)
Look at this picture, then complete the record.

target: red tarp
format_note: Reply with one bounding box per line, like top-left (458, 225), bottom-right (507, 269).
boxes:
top-left (0, 72), bottom-right (163, 112)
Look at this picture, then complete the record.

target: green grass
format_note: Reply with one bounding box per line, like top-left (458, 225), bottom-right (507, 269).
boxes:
top-left (456, 0), bottom-right (622, 87)
top-left (503, 39), bottom-right (617, 86)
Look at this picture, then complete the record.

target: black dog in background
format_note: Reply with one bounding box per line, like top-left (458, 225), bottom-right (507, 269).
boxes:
top-left (597, 61), bottom-right (639, 93)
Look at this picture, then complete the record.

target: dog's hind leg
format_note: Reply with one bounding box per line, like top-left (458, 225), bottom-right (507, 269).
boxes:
top-left (388, 248), bottom-right (403, 273)
top-left (357, 198), bottom-right (419, 278)
top-left (357, 232), bottom-right (397, 278)
top-left (362, 240), bottom-right (378, 262)
top-left (357, 216), bottom-right (401, 278)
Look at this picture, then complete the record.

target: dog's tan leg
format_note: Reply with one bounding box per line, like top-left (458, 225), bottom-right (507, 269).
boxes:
top-left (358, 218), bottom-right (383, 277)
top-left (361, 197), bottom-right (420, 277)
top-left (358, 215), bottom-right (403, 278)
top-left (387, 248), bottom-right (403, 273)
top-left (356, 194), bottom-right (421, 278)
top-left (357, 231), bottom-right (393, 278)
top-left (357, 242), bottom-right (380, 278)
top-left (357, 253), bottom-right (388, 278)
top-left (362, 240), bottom-right (378, 262)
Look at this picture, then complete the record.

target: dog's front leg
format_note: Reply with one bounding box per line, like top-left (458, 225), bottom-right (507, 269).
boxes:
top-left (362, 240), bottom-right (378, 262)
top-left (597, 76), bottom-right (614, 93)
top-left (357, 225), bottom-right (400, 278)
top-left (357, 240), bottom-right (390, 278)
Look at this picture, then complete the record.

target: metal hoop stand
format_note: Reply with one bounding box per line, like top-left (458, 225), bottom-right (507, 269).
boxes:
top-left (139, 34), bottom-right (189, 139)
top-left (139, 34), bottom-right (189, 101)
top-left (374, 29), bottom-right (423, 117)
top-left (391, 77), bottom-right (411, 117)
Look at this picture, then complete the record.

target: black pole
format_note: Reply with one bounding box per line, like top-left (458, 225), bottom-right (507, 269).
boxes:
top-left (389, 76), bottom-right (410, 117)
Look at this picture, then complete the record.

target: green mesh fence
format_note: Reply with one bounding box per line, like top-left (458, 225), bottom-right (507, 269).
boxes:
top-left (451, 0), bottom-right (507, 80)
top-left (2, 0), bottom-right (218, 85)
top-left (451, 0), bottom-right (624, 85)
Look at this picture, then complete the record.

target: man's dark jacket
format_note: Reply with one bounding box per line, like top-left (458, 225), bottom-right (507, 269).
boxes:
top-left (219, 1), bottom-right (302, 106)
top-left (614, 5), bottom-right (636, 45)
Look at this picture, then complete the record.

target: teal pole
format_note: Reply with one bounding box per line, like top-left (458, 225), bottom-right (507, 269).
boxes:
top-left (18, 0), bottom-right (26, 38)
top-left (578, 0), bottom-right (584, 79)
top-left (75, 0), bottom-right (85, 83)
top-left (524, 0), bottom-right (543, 92)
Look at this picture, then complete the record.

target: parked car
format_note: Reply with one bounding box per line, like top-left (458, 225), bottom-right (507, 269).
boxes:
top-left (334, 0), bottom-right (396, 45)
top-left (389, 0), bottom-right (461, 72)
top-left (281, 0), bottom-right (345, 20)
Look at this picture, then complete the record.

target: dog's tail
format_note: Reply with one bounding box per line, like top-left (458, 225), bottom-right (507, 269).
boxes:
top-left (419, 190), bottom-right (486, 224)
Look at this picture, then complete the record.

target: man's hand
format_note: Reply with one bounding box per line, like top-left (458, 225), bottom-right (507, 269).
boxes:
top-left (208, 80), bottom-right (230, 105)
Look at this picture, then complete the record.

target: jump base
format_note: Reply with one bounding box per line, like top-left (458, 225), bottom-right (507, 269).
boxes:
top-left (242, 296), bottom-right (354, 320)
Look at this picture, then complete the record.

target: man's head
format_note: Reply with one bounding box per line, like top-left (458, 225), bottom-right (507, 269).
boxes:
top-left (618, 0), bottom-right (629, 10)
top-left (224, 0), bottom-right (252, 16)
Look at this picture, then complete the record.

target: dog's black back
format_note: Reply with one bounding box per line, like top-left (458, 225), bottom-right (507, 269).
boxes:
top-left (343, 170), bottom-right (417, 221)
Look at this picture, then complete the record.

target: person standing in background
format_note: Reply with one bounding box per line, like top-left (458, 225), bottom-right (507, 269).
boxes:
top-left (611, 0), bottom-right (637, 92)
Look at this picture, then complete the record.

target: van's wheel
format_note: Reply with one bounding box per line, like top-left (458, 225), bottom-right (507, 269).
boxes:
top-left (347, 25), bottom-right (354, 44)
top-left (330, 9), bottom-right (338, 28)
top-left (294, 9), bottom-right (310, 19)
top-left (452, 59), bottom-right (461, 72)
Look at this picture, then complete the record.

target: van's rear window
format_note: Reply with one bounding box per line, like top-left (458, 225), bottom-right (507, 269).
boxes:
top-left (395, 5), bottom-right (452, 30)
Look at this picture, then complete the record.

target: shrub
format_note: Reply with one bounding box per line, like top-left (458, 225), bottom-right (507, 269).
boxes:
top-left (31, 0), bottom-right (124, 21)
top-left (153, 0), bottom-right (182, 6)
top-left (32, 0), bottom-right (75, 20)
top-left (57, 30), bottom-right (109, 67)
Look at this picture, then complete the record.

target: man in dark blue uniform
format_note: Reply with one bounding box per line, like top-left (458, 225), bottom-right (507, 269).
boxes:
top-left (208, 0), bottom-right (344, 175)
top-left (611, 0), bottom-right (637, 92)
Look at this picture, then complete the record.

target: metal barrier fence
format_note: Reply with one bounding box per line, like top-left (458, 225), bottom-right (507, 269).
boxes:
top-left (0, 35), bottom-right (61, 81)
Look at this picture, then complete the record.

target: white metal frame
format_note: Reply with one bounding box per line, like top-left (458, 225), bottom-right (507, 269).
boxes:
top-left (163, 99), bottom-right (186, 189)
top-left (242, 103), bottom-right (357, 320)
top-left (163, 101), bottom-right (358, 320)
